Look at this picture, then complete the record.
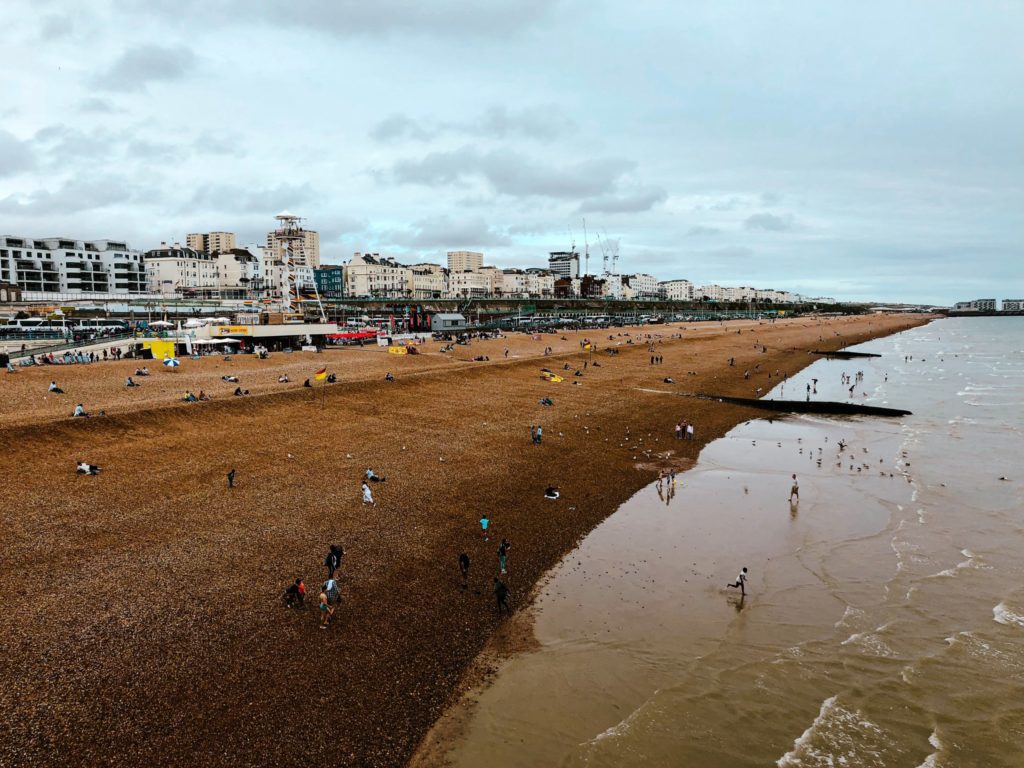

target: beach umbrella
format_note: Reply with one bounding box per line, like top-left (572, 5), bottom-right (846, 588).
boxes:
top-left (163, 357), bottom-right (181, 368)
top-left (150, 320), bottom-right (173, 327)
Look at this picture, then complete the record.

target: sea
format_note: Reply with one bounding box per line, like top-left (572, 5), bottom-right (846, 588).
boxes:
top-left (441, 317), bottom-right (1024, 767)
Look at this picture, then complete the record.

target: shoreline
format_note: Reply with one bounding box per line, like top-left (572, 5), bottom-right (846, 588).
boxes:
top-left (409, 317), bottom-right (936, 767)
top-left (0, 314), bottom-right (932, 767)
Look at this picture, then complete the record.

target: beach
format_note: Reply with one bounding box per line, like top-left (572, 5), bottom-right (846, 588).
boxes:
top-left (0, 313), bottom-right (929, 767)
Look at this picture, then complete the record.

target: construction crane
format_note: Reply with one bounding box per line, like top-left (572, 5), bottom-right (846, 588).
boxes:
top-left (582, 218), bottom-right (590, 277)
top-left (611, 240), bottom-right (620, 275)
top-left (596, 232), bottom-right (610, 275)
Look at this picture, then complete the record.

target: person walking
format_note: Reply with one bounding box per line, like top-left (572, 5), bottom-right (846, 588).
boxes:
top-left (459, 552), bottom-right (471, 588)
top-left (324, 545), bottom-right (343, 579)
top-left (727, 567), bottom-right (749, 596)
top-left (494, 576), bottom-right (511, 614)
top-left (480, 514), bottom-right (490, 541)
top-left (498, 538), bottom-right (510, 575)
top-left (686, 423), bottom-right (694, 441)
top-left (789, 474), bottom-right (799, 502)
top-left (227, 468), bottom-right (236, 488)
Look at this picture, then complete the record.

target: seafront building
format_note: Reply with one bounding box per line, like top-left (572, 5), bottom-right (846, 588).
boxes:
top-left (0, 234), bottom-right (151, 301)
top-left (447, 250), bottom-right (483, 273)
top-left (1003, 299), bottom-right (1023, 312)
top-left (659, 279), bottom-right (695, 301)
top-left (548, 251), bottom-right (581, 279)
top-left (186, 231), bottom-right (237, 254)
top-left (953, 298), bottom-right (997, 311)
top-left (266, 227), bottom-right (320, 268)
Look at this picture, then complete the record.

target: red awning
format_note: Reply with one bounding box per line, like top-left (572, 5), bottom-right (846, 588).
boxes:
top-left (326, 331), bottom-right (380, 340)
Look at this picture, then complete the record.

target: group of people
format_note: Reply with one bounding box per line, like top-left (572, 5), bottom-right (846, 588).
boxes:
top-left (281, 544), bottom-right (349, 629)
top-left (530, 424), bottom-right (544, 444)
top-left (674, 420), bottom-right (695, 440)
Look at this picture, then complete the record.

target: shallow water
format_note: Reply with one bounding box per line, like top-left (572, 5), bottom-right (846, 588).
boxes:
top-left (444, 317), bottom-right (1024, 768)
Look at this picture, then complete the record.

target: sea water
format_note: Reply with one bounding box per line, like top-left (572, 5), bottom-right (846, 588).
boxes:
top-left (444, 317), bottom-right (1024, 768)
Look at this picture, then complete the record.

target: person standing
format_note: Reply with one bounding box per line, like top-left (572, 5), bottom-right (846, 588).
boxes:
top-left (686, 423), bottom-right (694, 441)
top-left (459, 552), bottom-right (471, 588)
top-left (727, 567), bottom-right (749, 596)
top-left (675, 421), bottom-right (683, 440)
top-left (494, 576), bottom-right (510, 614)
top-left (319, 587), bottom-right (335, 629)
top-left (480, 514), bottom-right (490, 541)
top-left (227, 468), bottom-right (236, 488)
top-left (789, 474), bottom-right (799, 502)
top-left (324, 545), bottom-right (343, 579)
top-left (498, 538), bottom-right (510, 575)
top-left (535, 425), bottom-right (543, 444)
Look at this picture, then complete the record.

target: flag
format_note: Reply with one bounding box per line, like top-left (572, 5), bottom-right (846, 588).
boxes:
top-left (314, 367), bottom-right (327, 381)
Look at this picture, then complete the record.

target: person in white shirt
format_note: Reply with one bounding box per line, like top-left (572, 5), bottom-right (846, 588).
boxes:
top-left (727, 567), bottom-right (749, 596)
top-left (362, 482), bottom-right (374, 505)
top-left (49, 381), bottom-right (64, 394)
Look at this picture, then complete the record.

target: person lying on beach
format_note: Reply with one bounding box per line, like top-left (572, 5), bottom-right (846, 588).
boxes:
top-left (126, 376), bottom-right (139, 387)
top-left (539, 397), bottom-right (554, 406)
top-left (278, 374), bottom-right (290, 383)
top-left (361, 482), bottom-right (374, 505)
top-left (663, 377), bottom-right (675, 384)
top-left (365, 468), bottom-right (386, 483)
top-left (282, 578), bottom-right (305, 608)
top-left (233, 387), bottom-right (245, 397)
top-left (72, 404), bottom-right (88, 417)
top-left (49, 381), bottom-right (64, 394)
top-left (303, 379), bottom-right (312, 388)
top-left (76, 460), bottom-right (101, 475)
top-left (544, 486), bottom-right (560, 500)
top-left (222, 375), bottom-right (239, 383)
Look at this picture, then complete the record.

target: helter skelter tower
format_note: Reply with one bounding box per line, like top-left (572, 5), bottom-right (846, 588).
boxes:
top-left (271, 211), bottom-right (306, 316)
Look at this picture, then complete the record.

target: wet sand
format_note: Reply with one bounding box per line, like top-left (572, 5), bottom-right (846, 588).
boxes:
top-left (0, 314), bottom-right (929, 767)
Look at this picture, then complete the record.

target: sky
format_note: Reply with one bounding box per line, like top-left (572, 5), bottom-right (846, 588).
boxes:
top-left (0, 0), bottom-right (1021, 304)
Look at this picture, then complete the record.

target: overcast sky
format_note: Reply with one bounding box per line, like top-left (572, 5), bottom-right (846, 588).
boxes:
top-left (1, 1), bottom-right (1021, 303)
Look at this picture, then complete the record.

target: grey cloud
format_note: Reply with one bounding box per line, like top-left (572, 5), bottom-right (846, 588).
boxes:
top-left (121, 0), bottom-right (561, 39)
top-left (391, 146), bottom-right (636, 199)
top-left (187, 183), bottom-right (316, 214)
top-left (579, 187), bottom-right (666, 214)
top-left (371, 106), bottom-right (570, 144)
top-left (708, 196), bottom-right (745, 212)
top-left (761, 191), bottom-right (782, 205)
top-left (78, 97), bottom-right (120, 114)
top-left (744, 212), bottom-right (797, 232)
top-left (687, 226), bottom-right (721, 236)
top-left (93, 44), bottom-right (197, 92)
top-left (39, 14), bottom-right (74, 40)
top-left (0, 130), bottom-right (35, 177)
top-left (0, 175), bottom-right (152, 216)
top-left (387, 215), bottom-right (511, 249)
top-left (371, 115), bottom-right (437, 142)
top-left (126, 139), bottom-right (183, 163)
top-left (193, 132), bottom-right (245, 157)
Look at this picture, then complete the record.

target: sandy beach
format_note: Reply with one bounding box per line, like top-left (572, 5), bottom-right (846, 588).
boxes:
top-left (0, 313), bottom-right (930, 767)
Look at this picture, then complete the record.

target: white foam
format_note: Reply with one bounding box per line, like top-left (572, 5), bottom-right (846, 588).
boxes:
top-left (993, 602), bottom-right (1024, 629)
top-left (776, 695), bottom-right (886, 767)
top-left (916, 729), bottom-right (943, 768)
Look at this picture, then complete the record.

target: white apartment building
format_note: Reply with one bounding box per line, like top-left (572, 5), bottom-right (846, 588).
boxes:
top-left (216, 248), bottom-right (263, 299)
top-left (408, 263), bottom-right (447, 299)
top-left (625, 273), bottom-right (659, 300)
top-left (145, 243), bottom-right (220, 297)
top-left (448, 270), bottom-right (492, 298)
top-left (344, 253), bottom-right (410, 297)
top-left (658, 279), bottom-right (694, 301)
top-left (447, 250), bottom-right (483, 273)
top-left (548, 251), bottom-right (580, 279)
top-left (267, 228), bottom-right (320, 268)
top-left (953, 298), bottom-right (997, 312)
top-left (187, 231), bottom-right (236, 254)
top-left (0, 235), bottom-right (150, 300)
top-left (499, 269), bottom-right (529, 298)
top-left (1003, 299), bottom-right (1024, 311)
top-left (525, 269), bottom-right (555, 298)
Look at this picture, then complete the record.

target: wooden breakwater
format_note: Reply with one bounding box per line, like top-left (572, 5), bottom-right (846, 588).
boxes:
top-left (810, 350), bottom-right (882, 359)
top-left (693, 393), bottom-right (911, 417)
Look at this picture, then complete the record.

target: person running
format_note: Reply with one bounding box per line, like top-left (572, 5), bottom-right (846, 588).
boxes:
top-left (480, 514), bottom-right (490, 541)
top-left (318, 587), bottom-right (335, 628)
top-left (498, 539), bottom-right (510, 575)
top-left (789, 474), bottom-right (799, 502)
top-left (727, 567), bottom-right (749, 596)
top-left (459, 552), bottom-right (471, 588)
top-left (362, 482), bottom-right (374, 505)
top-left (494, 576), bottom-right (511, 614)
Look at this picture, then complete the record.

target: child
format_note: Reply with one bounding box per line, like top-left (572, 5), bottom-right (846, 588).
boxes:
top-left (319, 587), bottom-right (334, 628)
top-left (480, 514), bottom-right (489, 541)
top-left (727, 567), bottom-right (749, 597)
